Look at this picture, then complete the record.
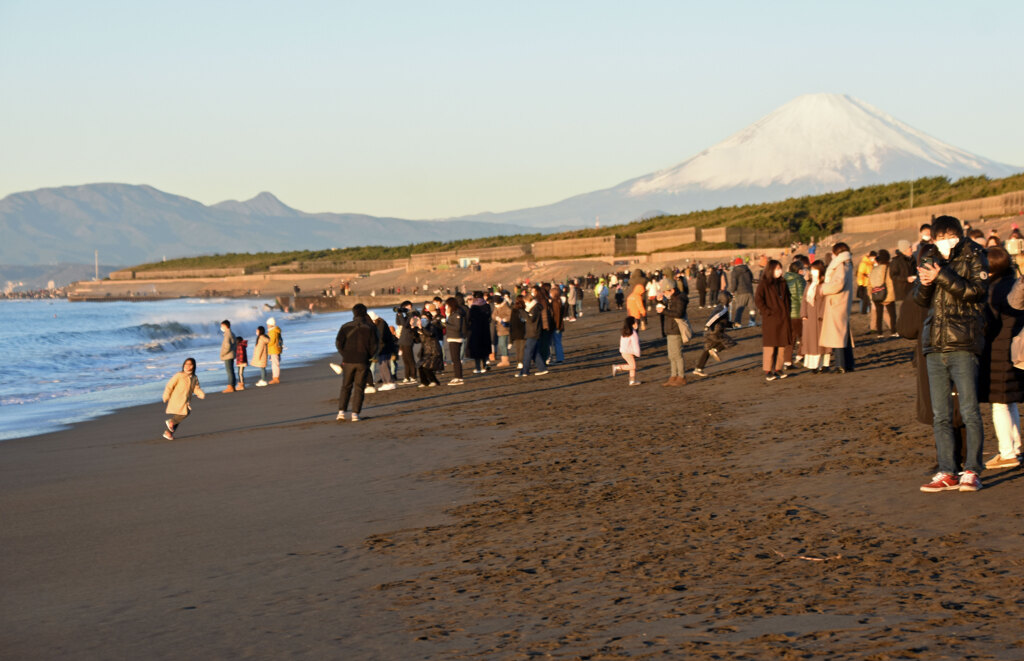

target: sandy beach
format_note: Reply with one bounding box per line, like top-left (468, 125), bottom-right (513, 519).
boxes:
top-left (3, 297), bottom-right (1024, 659)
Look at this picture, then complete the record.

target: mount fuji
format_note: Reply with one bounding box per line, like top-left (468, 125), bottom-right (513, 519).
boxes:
top-left (458, 93), bottom-right (1021, 228)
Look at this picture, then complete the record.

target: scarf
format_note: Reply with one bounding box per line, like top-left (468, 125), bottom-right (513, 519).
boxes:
top-left (824, 251), bottom-right (851, 285)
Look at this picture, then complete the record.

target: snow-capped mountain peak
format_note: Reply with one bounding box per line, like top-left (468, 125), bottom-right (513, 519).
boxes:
top-left (628, 93), bottom-right (1015, 196)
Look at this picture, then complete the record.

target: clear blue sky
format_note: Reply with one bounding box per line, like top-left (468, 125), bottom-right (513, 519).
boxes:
top-left (1, 0), bottom-right (1021, 218)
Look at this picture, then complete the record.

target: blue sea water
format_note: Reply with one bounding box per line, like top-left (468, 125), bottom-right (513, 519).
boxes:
top-left (0, 298), bottom-right (380, 441)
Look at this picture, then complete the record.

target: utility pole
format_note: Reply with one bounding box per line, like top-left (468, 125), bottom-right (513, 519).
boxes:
top-left (94, 250), bottom-right (99, 280)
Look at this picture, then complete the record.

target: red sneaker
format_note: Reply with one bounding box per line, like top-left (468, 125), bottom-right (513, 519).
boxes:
top-left (920, 472), bottom-right (959, 492)
top-left (958, 471), bottom-right (982, 492)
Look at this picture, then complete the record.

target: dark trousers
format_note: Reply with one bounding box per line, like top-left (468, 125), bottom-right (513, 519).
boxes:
top-left (857, 286), bottom-right (871, 314)
top-left (339, 362), bottom-right (369, 414)
top-left (401, 346), bottom-right (416, 380)
top-left (419, 366), bottom-right (439, 386)
top-left (874, 301), bottom-right (896, 332)
top-left (446, 341), bottom-right (463, 379)
top-left (698, 289), bottom-right (707, 307)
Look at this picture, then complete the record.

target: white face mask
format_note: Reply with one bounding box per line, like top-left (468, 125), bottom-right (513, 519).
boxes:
top-left (773, 268), bottom-right (783, 278)
top-left (811, 270), bottom-right (819, 282)
top-left (935, 237), bottom-right (958, 258)
top-left (921, 233), bottom-right (931, 243)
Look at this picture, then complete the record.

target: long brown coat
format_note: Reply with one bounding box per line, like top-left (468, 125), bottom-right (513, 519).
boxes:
top-left (820, 255), bottom-right (854, 348)
top-left (251, 334), bottom-right (269, 368)
top-left (799, 284), bottom-right (826, 356)
top-left (755, 276), bottom-right (793, 347)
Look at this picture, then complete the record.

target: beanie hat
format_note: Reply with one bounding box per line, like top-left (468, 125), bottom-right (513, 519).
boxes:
top-left (733, 257), bottom-right (743, 266)
top-left (266, 317), bottom-right (276, 327)
top-left (897, 240), bottom-right (911, 254)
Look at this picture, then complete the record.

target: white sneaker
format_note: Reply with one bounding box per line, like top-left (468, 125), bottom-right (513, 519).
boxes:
top-left (329, 363), bottom-right (343, 375)
top-left (336, 411), bottom-right (347, 421)
top-left (692, 368), bottom-right (706, 377)
top-left (350, 412), bottom-right (360, 422)
top-left (364, 386), bottom-right (377, 394)
top-left (255, 379), bottom-right (268, 387)
top-left (534, 370), bottom-right (549, 376)
top-left (418, 383), bottom-right (426, 388)
top-left (612, 365), bottom-right (619, 377)
top-left (448, 379), bottom-right (464, 386)
top-left (427, 382), bottom-right (438, 387)
top-left (517, 362), bottom-right (524, 369)
top-left (629, 380), bottom-right (641, 386)
top-left (378, 383), bottom-right (396, 391)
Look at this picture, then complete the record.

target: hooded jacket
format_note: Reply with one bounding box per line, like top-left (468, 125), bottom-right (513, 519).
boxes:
top-left (913, 238), bottom-right (989, 355)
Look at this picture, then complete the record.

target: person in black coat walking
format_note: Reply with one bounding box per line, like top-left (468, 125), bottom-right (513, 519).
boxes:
top-left (335, 304), bottom-right (379, 422)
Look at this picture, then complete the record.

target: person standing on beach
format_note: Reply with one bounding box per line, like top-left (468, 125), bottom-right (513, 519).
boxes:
top-left (492, 295), bottom-right (512, 367)
top-left (468, 291), bottom-right (493, 374)
top-left (916, 216), bottom-right (989, 492)
top-left (413, 311), bottom-right (444, 387)
top-left (755, 259), bottom-right (794, 381)
top-left (728, 258), bottom-right (755, 328)
top-left (444, 297), bottom-right (469, 385)
top-left (800, 262), bottom-right (829, 372)
top-left (267, 318), bottom-right (283, 385)
top-left (982, 247), bottom-right (1024, 471)
top-left (626, 283), bottom-right (647, 330)
top-left (550, 284), bottom-right (566, 363)
top-left (783, 261), bottom-right (807, 367)
top-left (820, 243), bottom-right (857, 373)
top-left (252, 326), bottom-right (270, 387)
top-left (612, 316), bottom-right (642, 386)
top-left (659, 280), bottom-right (688, 386)
top-left (235, 334), bottom-right (248, 390)
top-left (517, 293), bottom-right (548, 377)
top-left (335, 304), bottom-right (379, 422)
top-left (696, 267), bottom-right (708, 308)
top-left (395, 301), bottom-right (418, 383)
top-left (565, 282), bottom-right (578, 322)
top-left (219, 320), bottom-right (236, 393)
top-left (509, 295), bottom-right (527, 370)
top-left (162, 357), bottom-right (205, 440)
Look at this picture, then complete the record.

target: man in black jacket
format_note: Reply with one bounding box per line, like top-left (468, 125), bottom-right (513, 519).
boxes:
top-left (914, 216), bottom-right (989, 493)
top-left (335, 304), bottom-right (379, 422)
top-left (395, 301), bottom-right (418, 384)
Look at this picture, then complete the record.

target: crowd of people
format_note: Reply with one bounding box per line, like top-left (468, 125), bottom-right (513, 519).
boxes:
top-left (160, 215), bottom-right (1024, 492)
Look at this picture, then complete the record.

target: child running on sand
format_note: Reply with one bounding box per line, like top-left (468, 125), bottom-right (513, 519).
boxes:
top-left (612, 315), bottom-right (642, 385)
top-left (692, 291), bottom-right (737, 377)
top-left (162, 357), bottom-right (206, 440)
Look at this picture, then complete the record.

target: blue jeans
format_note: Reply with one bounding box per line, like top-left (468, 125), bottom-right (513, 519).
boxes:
top-left (926, 351), bottom-right (984, 474)
top-left (551, 330), bottom-right (564, 362)
top-left (496, 335), bottom-right (509, 357)
top-left (599, 294), bottom-right (609, 311)
top-left (575, 301), bottom-right (583, 317)
top-left (223, 359), bottom-right (236, 387)
top-left (519, 337), bottom-right (546, 375)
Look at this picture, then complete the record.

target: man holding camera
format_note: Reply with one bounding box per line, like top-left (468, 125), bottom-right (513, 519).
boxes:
top-left (915, 215), bottom-right (989, 493)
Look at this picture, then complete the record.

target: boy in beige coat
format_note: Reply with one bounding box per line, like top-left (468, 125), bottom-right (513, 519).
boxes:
top-left (162, 357), bottom-right (206, 440)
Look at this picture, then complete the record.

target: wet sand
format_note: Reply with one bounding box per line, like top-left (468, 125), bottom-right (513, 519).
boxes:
top-left (3, 299), bottom-right (1024, 659)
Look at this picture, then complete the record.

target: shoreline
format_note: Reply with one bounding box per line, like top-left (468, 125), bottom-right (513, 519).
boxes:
top-left (3, 298), bottom-right (1024, 657)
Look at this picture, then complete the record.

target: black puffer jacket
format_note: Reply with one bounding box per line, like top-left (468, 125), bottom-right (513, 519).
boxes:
top-left (913, 239), bottom-right (989, 355)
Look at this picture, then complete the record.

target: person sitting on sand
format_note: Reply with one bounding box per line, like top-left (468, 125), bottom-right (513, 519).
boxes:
top-left (612, 316), bottom-right (642, 386)
top-left (162, 357), bottom-right (205, 440)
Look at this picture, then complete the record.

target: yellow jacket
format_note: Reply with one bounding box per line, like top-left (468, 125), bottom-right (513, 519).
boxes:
top-left (856, 255), bottom-right (874, 288)
top-left (163, 372), bottom-right (205, 416)
top-left (626, 284), bottom-right (647, 319)
top-left (268, 326), bottom-right (283, 355)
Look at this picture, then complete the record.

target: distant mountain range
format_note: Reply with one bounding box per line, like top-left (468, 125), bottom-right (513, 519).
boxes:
top-left (0, 185), bottom-right (541, 266)
top-left (2, 93), bottom-right (1019, 270)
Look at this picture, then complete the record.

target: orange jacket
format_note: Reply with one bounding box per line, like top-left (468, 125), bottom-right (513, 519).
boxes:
top-left (626, 284), bottom-right (647, 319)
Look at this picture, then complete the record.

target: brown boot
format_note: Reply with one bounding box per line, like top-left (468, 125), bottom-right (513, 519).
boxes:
top-left (661, 378), bottom-right (675, 387)
top-left (498, 356), bottom-right (510, 367)
top-left (674, 376), bottom-right (687, 386)
top-left (269, 378), bottom-right (280, 385)
top-left (222, 385), bottom-right (235, 393)
top-left (236, 383), bottom-right (245, 391)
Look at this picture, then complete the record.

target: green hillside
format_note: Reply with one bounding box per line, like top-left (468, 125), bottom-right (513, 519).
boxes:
top-left (132, 173), bottom-right (1024, 272)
